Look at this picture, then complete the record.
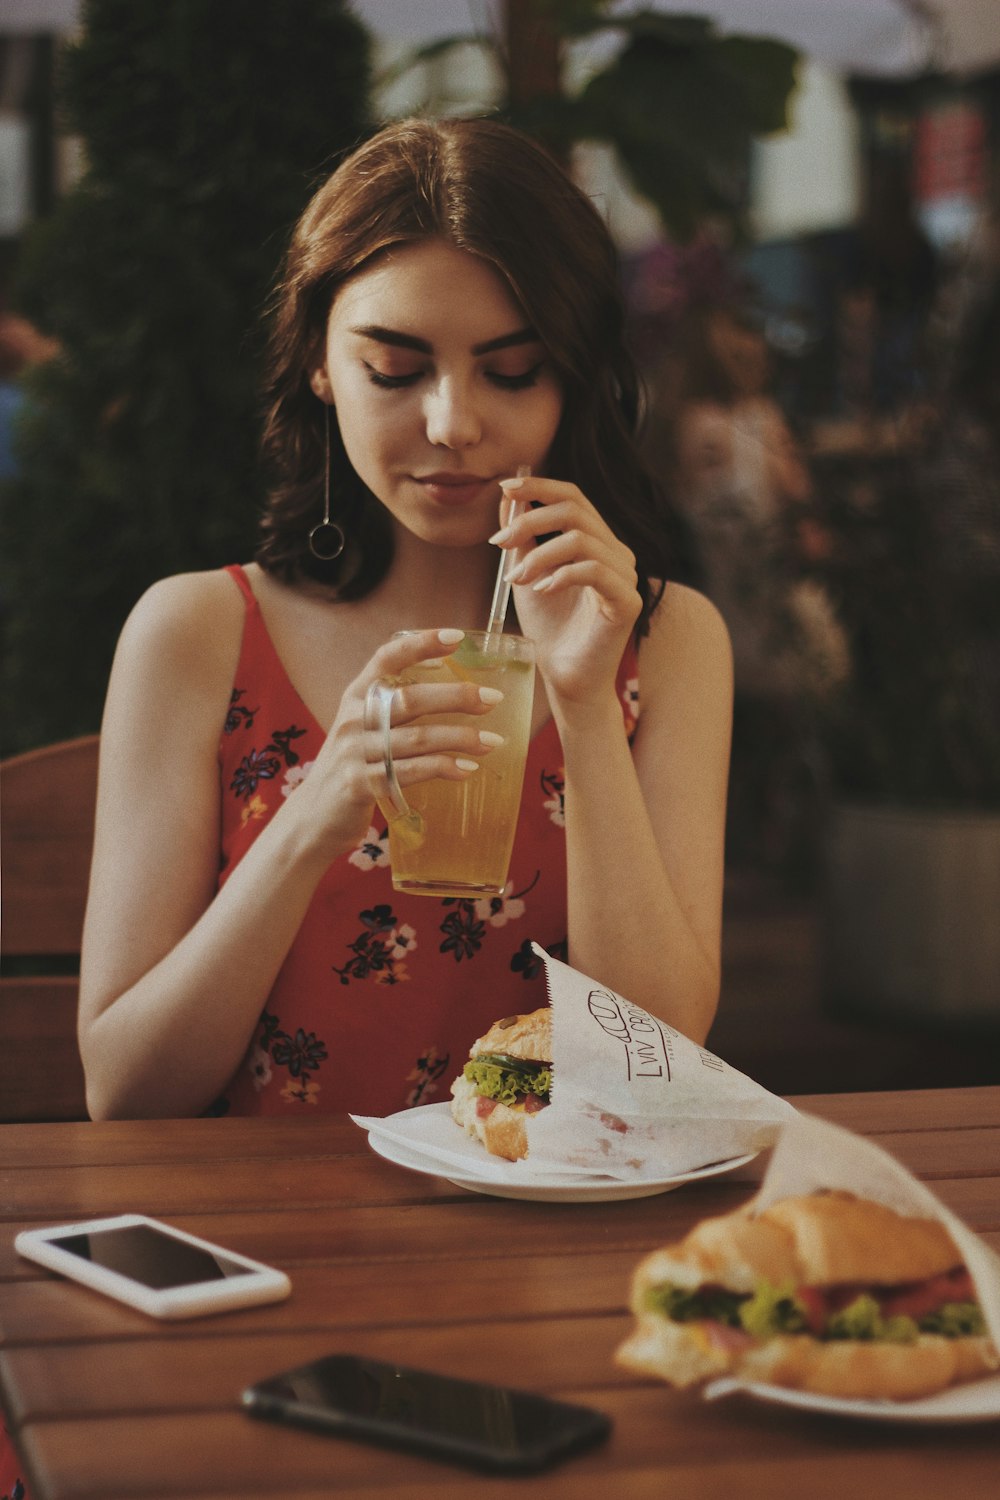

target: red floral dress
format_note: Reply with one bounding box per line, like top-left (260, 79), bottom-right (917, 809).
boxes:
top-left (0, 1427), bottom-right (25, 1499)
top-left (210, 564), bottom-right (640, 1118)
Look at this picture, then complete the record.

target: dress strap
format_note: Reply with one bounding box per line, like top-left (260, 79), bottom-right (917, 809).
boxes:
top-left (223, 563), bottom-right (257, 608)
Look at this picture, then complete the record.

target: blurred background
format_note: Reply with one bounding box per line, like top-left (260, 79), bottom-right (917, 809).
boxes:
top-left (1, 1), bottom-right (998, 1092)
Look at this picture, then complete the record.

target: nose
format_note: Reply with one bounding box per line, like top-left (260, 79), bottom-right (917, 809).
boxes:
top-left (423, 376), bottom-right (482, 450)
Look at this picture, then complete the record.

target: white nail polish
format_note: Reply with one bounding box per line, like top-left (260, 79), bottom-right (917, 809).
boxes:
top-left (500, 476), bottom-right (525, 490)
top-left (455, 758), bottom-right (480, 772)
top-left (478, 686), bottom-right (504, 704)
top-left (489, 526), bottom-right (512, 545)
top-left (505, 561), bottom-right (524, 583)
top-left (532, 575), bottom-right (554, 592)
top-left (438, 628), bottom-right (465, 644)
top-left (479, 730), bottom-right (505, 748)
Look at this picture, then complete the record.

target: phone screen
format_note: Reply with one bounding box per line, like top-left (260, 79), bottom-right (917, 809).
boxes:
top-left (244, 1353), bottom-right (611, 1473)
top-left (48, 1223), bottom-right (256, 1289)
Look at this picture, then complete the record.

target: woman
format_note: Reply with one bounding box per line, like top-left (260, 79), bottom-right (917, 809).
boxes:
top-left (77, 117), bottom-right (733, 1121)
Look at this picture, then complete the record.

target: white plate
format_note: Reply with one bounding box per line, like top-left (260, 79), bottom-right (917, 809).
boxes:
top-left (703, 1373), bottom-right (1000, 1424)
top-left (364, 1127), bottom-right (757, 1203)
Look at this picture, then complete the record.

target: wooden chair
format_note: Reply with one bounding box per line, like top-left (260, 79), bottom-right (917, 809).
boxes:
top-left (1, 735), bottom-right (98, 1122)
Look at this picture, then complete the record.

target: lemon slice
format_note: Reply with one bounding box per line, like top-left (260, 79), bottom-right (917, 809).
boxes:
top-left (389, 808), bottom-right (425, 850)
top-left (443, 653), bottom-right (478, 683)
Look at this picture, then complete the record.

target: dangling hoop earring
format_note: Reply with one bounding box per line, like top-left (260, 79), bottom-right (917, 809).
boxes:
top-left (308, 405), bottom-right (346, 561)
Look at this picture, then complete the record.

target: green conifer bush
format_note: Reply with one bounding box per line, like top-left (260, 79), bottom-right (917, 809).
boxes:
top-left (1, 0), bottom-right (371, 751)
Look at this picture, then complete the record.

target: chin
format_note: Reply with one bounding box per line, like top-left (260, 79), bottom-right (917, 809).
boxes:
top-left (409, 511), bottom-right (496, 549)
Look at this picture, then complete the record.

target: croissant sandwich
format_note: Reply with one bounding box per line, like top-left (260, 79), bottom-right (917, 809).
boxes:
top-left (616, 1190), bottom-right (998, 1401)
top-left (449, 1009), bottom-right (551, 1162)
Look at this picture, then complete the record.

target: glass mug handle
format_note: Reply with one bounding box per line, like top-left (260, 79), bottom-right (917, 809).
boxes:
top-left (364, 680), bottom-right (425, 846)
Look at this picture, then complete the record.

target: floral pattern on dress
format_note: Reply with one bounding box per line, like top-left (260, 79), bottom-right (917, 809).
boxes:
top-left (622, 676), bottom-right (640, 738)
top-left (271, 1026), bottom-right (328, 1077)
top-left (245, 1009), bottom-right (328, 1105)
top-left (230, 724), bottom-right (307, 800)
top-left (474, 885), bottom-right (524, 928)
top-left (231, 746), bottom-right (281, 798)
top-left (405, 1045), bottom-right (452, 1106)
top-left (241, 793), bottom-right (267, 828)
top-left (540, 766), bottom-right (565, 827)
top-left (282, 761), bottom-right (315, 796)
top-left (247, 1045), bottom-right (272, 1091)
top-left (349, 824), bottom-right (391, 870)
top-left (473, 871), bottom-right (539, 928)
top-left (511, 935), bottom-right (568, 980)
top-left (282, 1076), bottom-right (321, 1105)
top-left (224, 688), bottom-right (257, 734)
top-left (333, 905), bottom-right (416, 985)
top-left (439, 900), bottom-right (486, 962)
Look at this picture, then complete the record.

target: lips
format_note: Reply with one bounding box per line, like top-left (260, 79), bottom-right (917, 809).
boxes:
top-left (413, 472), bottom-right (495, 506)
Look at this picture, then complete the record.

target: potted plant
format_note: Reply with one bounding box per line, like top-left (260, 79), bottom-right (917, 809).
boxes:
top-left (387, 1), bottom-right (798, 241)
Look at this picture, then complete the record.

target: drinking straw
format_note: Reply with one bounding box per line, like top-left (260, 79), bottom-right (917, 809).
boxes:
top-left (485, 465), bottom-right (530, 642)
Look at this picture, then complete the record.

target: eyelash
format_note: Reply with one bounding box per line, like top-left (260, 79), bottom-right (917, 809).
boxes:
top-left (364, 363), bottom-right (544, 392)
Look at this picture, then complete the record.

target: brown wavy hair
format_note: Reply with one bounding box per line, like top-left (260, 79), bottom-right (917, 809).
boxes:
top-left (257, 116), bottom-right (673, 631)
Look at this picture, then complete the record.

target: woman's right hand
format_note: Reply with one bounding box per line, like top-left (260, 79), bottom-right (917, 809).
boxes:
top-left (290, 627), bottom-right (505, 860)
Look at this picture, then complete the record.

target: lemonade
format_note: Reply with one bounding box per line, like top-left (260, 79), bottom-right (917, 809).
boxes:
top-left (388, 631), bottom-right (535, 898)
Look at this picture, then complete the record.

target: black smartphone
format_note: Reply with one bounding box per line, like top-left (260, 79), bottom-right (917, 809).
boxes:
top-left (242, 1352), bottom-right (611, 1474)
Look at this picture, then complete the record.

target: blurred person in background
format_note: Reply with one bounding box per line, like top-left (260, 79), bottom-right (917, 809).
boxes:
top-left (0, 293), bottom-right (59, 480)
top-left (0, 264), bottom-right (59, 657)
top-left (636, 235), bottom-right (848, 873)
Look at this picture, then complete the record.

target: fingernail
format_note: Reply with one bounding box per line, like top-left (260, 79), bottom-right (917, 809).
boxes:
top-left (505, 561), bottom-right (524, 583)
top-left (489, 526), bottom-right (513, 545)
top-left (438, 628), bottom-right (464, 644)
top-left (532, 575), bottom-right (554, 592)
top-left (455, 758), bottom-right (480, 772)
top-left (478, 686), bottom-right (504, 704)
top-left (500, 476), bottom-right (525, 490)
top-left (478, 730), bottom-right (505, 748)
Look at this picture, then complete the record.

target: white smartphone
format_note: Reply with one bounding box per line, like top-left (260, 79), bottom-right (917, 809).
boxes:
top-left (14, 1213), bottom-right (291, 1320)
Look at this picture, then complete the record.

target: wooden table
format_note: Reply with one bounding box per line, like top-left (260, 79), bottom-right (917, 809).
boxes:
top-left (2, 1088), bottom-right (998, 1499)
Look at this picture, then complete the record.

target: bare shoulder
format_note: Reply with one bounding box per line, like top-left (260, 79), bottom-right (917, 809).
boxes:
top-left (120, 568), bottom-right (241, 651)
top-left (634, 582), bottom-right (733, 731)
top-left (107, 567), bottom-right (246, 737)
top-left (644, 581), bottom-right (732, 674)
top-left (118, 567), bottom-right (242, 676)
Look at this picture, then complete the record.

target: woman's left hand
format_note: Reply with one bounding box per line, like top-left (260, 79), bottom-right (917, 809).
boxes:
top-left (491, 475), bottom-right (641, 708)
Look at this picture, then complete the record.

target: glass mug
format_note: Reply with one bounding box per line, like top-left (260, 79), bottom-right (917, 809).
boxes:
top-left (369, 630), bottom-right (535, 899)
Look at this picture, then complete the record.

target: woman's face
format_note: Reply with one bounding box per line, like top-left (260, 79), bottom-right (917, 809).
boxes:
top-left (311, 238), bottom-right (564, 548)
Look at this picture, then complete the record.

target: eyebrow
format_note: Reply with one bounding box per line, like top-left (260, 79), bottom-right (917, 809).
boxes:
top-left (348, 324), bottom-right (540, 356)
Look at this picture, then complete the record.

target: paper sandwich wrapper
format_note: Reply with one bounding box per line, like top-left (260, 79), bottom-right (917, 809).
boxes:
top-left (524, 944), bottom-right (797, 1178)
top-left (356, 943), bottom-right (796, 1183)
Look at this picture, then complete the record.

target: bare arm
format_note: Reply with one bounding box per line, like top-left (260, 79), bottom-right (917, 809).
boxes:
top-left (497, 476), bottom-right (732, 1042)
top-left (78, 572), bottom-right (333, 1118)
top-left (559, 585), bottom-right (732, 1042)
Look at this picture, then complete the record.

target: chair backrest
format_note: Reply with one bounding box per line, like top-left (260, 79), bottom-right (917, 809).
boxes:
top-left (1, 735), bottom-right (98, 1121)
